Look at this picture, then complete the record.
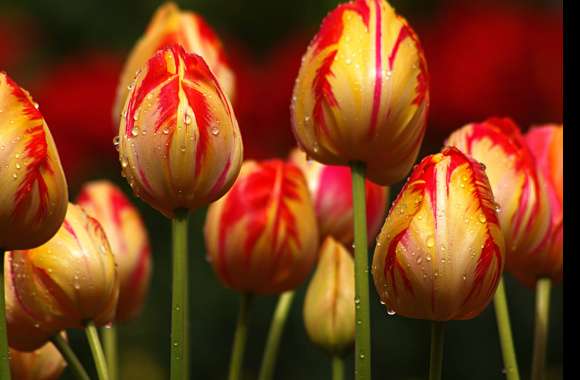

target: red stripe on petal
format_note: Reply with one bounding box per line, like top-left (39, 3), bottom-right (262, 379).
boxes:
top-left (12, 124), bottom-right (53, 222)
top-left (182, 84), bottom-right (210, 176)
top-left (368, 0), bottom-right (383, 137)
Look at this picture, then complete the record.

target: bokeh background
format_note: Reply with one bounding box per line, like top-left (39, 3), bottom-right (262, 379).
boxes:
top-left (1, 0), bottom-right (562, 379)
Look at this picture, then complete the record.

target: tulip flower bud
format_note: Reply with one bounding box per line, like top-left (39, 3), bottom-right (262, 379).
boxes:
top-left (0, 72), bottom-right (68, 250)
top-left (289, 148), bottom-right (388, 245)
top-left (291, 0), bottom-right (429, 185)
top-left (372, 147), bottom-right (505, 320)
top-left (9, 340), bottom-right (66, 380)
top-left (6, 203), bottom-right (119, 342)
top-left (77, 180), bottom-right (152, 321)
top-left (509, 125), bottom-right (562, 286)
top-left (113, 2), bottom-right (235, 121)
top-left (204, 159), bottom-right (319, 294)
top-left (303, 237), bottom-right (355, 355)
top-left (445, 118), bottom-right (551, 275)
top-left (117, 45), bottom-right (243, 218)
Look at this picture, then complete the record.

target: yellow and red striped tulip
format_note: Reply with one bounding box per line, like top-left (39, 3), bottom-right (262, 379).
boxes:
top-left (445, 117), bottom-right (551, 275)
top-left (6, 203), bottom-right (119, 345)
top-left (9, 340), bottom-right (66, 380)
top-left (0, 72), bottom-right (68, 250)
top-left (509, 125), bottom-right (562, 286)
top-left (372, 147), bottom-right (505, 320)
top-left (77, 180), bottom-right (152, 321)
top-left (113, 2), bottom-right (235, 121)
top-left (204, 159), bottom-right (319, 294)
top-left (303, 236), bottom-right (355, 355)
top-left (291, 0), bottom-right (429, 185)
top-left (290, 148), bottom-right (388, 245)
top-left (117, 45), bottom-right (243, 218)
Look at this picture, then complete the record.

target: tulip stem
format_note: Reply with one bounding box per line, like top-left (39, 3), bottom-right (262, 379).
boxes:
top-left (350, 162), bottom-right (371, 380)
top-left (531, 278), bottom-right (551, 380)
top-left (493, 277), bottom-right (521, 380)
top-left (85, 321), bottom-right (110, 380)
top-left (171, 210), bottom-right (189, 380)
top-left (102, 325), bottom-right (118, 380)
top-left (229, 293), bottom-right (253, 380)
top-left (51, 334), bottom-right (91, 380)
top-left (258, 291), bottom-right (295, 380)
top-left (332, 355), bottom-right (345, 380)
top-left (0, 250), bottom-right (11, 380)
top-left (429, 322), bottom-right (445, 380)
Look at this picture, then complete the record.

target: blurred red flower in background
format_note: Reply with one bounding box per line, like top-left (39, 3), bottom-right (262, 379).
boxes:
top-left (229, 34), bottom-right (310, 160)
top-left (418, 3), bottom-right (562, 134)
top-left (31, 53), bottom-right (122, 182)
top-left (0, 12), bottom-right (38, 70)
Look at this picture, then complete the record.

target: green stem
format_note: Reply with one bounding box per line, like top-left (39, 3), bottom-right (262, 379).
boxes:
top-left (229, 293), bottom-right (253, 380)
top-left (258, 291), bottom-right (295, 380)
top-left (171, 211), bottom-right (189, 380)
top-left (0, 250), bottom-right (10, 380)
top-left (531, 278), bottom-right (551, 380)
top-left (51, 334), bottom-right (91, 380)
top-left (102, 326), bottom-right (118, 380)
top-left (332, 355), bottom-right (345, 380)
top-left (429, 322), bottom-right (445, 380)
top-left (85, 321), bottom-right (110, 380)
top-left (493, 277), bottom-right (521, 380)
top-left (350, 162), bottom-right (371, 380)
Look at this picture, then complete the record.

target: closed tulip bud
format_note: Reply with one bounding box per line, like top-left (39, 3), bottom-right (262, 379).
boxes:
top-left (113, 2), bottom-right (235, 121)
top-left (0, 72), bottom-right (68, 250)
top-left (372, 147), bottom-right (505, 320)
top-left (9, 340), bottom-right (66, 380)
top-left (77, 180), bottom-right (152, 321)
top-left (289, 148), bottom-right (388, 245)
top-left (445, 118), bottom-right (551, 275)
top-left (118, 45), bottom-right (243, 218)
top-left (204, 159), bottom-right (319, 294)
top-left (6, 203), bottom-right (119, 342)
top-left (291, 0), bottom-right (429, 185)
top-left (509, 125), bottom-right (562, 286)
top-left (303, 237), bottom-right (355, 355)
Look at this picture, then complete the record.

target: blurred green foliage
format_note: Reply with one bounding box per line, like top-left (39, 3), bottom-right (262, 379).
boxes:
top-left (1, 0), bottom-right (563, 379)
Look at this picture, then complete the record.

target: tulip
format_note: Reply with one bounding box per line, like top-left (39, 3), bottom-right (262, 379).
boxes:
top-left (113, 2), bottom-right (235, 121)
top-left (290, 148), bottom-right (388, 245)
top-left (291, 0), bottom-right (429, 186)
top-left (524, 124), bottom-right (563, 380)
top-left (0, 72), bottom-right (68, 251)
top-left (445, 117), bottom-right (551, 380)
top-left (205, 159), bottom-right (318, 380)
top-left (117, 44), bottom-right (243, 219)
top-left (77, 180), bottom-right (152, 322)
top-left (77, 180), bottom-right (152, 380)
top-left (303, 237), bottom-right (355, 357)
top-left (444, 117), bottom-right (551, 273)
top-left (6, 203), bottom-right (119, 332)
top-left (7, 203), bottom-right (119, 380)
top-left (9, 341), bottom-right (66, 380)
top-left (205, 159), bottom-right (319, 294)
top-left (512, 125), bottom-right (562, 286)
top-left (372, 147), bottom-right (504, 320)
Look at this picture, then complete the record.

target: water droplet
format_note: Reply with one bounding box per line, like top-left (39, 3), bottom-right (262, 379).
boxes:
top-left (163, 127), bottom-right (170, 135)
top-left (345, 58), bottom-right (352, 65)
top-left (360, 354), bottom-right (365, 359)
top-left (15, 163), bottom-right (21, 170)
top-left (387, 308), bottom-right (396, 316)
top-left (121, 158), bottom-right (129, 168)
top-left (211, 126), bottom-right (220, 136)
top-left (180, 146), bottom-right (186, 153)
top-left (479, 215), bottom-right (486, 224)
top-left (113, 136), bottom-right (120, 150)
top-left (131, 127), bottom-right (139, 137)
top-left (12, 173), bottom-right (17, 180)
top-left (462, 274), bottom-right (467, 281)
top-left (416, 257), bottom-right (423, 264)
top-left (426, 255), bottom-right (432, 262)
top-left (426, 236), bottom-right (435, 248)
top-left (184, 113), bottom-right (192, 125)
